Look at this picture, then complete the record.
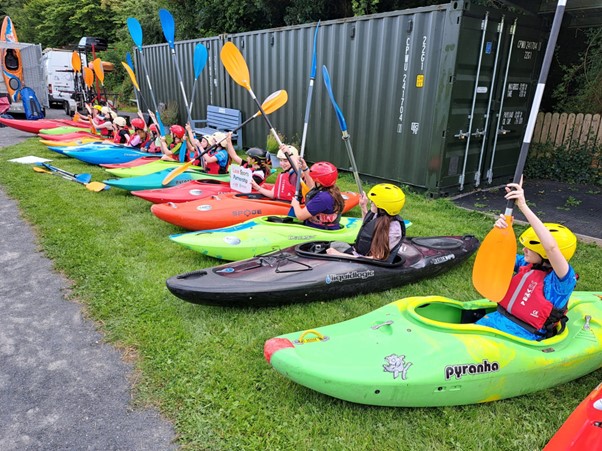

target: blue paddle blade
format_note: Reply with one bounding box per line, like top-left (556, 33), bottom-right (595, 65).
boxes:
top-left (193, 43), bottom-right (208, 78)
top-left (310, 21), bottom-right (320, 79)
top-left (155, 112), bottom-right (166, 137)
top-left (126, 18), bottom-right (143, 51)
top-left (322, 65), bottom-right (348, 132)
top-left (126, 52), bottom-right (134, 73)
top-left (75, 173), bottom-right (93, 184)
top-left (159, 8), bottom-right (176, 49)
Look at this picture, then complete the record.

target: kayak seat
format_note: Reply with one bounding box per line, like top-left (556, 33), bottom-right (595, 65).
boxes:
top-left (267, 216), bottom-right (294, 224)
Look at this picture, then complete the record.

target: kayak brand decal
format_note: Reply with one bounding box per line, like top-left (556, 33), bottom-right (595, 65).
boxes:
top-left (287, 235), bottom-right (317, 241)
top-left (383, 354), bottom-right (412, 380)
top-left (216, 267), bottom-right (235, 273)
top-left (432, 254), bottom-right (455, 265)
top-left (233, 209), bottom-right (262, 218)
top-left (325, 270), bottom-right (375, 284)
top-left (444, 359), bottom-right (500, 380)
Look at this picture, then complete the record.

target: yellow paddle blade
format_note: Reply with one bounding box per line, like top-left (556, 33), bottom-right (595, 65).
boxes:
top-left (93, 58), bottom-right (105, 84)
top-left (71, 51), bottom-right (81, 72)
top-left (261, 89), bottom-right (288, 116)
top-left (472, 215), bottom-right (517, 302)
top-left (121, 62), bottom-right (140, 91)
top-left (162, 161), bottom-right (194, 186)
top-left (220, 42), bottom-right (251, 90)
top-left (85, 181), bottom-right (108, 192)
top-left (33, 166), bottom-right (51, 174)
top-left (83, 67), bottom-right (94, 88)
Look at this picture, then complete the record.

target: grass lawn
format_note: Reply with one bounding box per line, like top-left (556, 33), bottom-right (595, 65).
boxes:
top-left (1, 137), bottom-right (601, 450)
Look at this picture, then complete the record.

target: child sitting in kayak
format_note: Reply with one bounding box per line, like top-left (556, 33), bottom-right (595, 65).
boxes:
top-left (159, 124), bottom-right (187, 161)
top-left (251, 144), bottom-right (301, 201)
top-left (327, 183), bottom-right (406, 262)
top-left (223, 132), bottom-right (271, 185)
top-left (127, 117), bottom-right (150, 149)
top-left (183, 125), bottom-right (230, 174)
top-left (475, 180), bottom-right (578, 341)
top-left (112, 116), bottom-right (131, 144)
top-left (290, 161), bottom-right (345, 230)
top-left (143, 124), bottom-right (161, 153)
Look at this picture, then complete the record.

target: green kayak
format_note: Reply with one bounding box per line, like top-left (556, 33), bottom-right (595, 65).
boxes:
top-left (39, 125), bottom-right (90, 135)
top-left (171, 216), bottom-right (412, 261)
top-left (265, 291), bottom-right (602, 407)
top-left (104, 159), bottom-right (205, 178)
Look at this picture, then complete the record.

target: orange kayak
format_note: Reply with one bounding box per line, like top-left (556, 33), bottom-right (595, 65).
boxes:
top-left (543, 382), bottom-right (602, 450)
top-left (1, 16), bottom-right (24, 101)
top-left (151, 191), bottom-right (361, 230)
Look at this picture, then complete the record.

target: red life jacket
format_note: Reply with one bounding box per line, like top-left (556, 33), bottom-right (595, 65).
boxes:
top-left (203, 148), bottom-right (230, 174)
top-left (273, 170), bottom-right (296, 201)
top-left (304, 188), bottom-right (340, 229)
top-left (498, 265), bottom-right (555, 331)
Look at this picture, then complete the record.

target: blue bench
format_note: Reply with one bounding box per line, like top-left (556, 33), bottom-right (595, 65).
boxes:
top-left (192, 105), bottom-right (242, 150)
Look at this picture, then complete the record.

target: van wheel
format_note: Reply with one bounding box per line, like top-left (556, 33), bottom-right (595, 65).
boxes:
top-left (64, 101), bottom-right (71, 116)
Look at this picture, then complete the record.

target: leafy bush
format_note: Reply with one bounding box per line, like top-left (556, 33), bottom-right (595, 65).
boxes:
top-left (525, 141), bottom-right (601, 185)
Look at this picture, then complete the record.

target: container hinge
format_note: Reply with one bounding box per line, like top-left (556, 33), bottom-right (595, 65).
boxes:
top-left (474, 170), bottom-right (482, 186)
top-left (471, 129), bottom-right (485, 138)
top-left (458, 174), bottom-right (465, 186)
top-left (454, 130), bottom-right (470, 140)
top-left (497, 127), bottom-right (511, 135)
top-left (486, 168), bottom-right (493, 184)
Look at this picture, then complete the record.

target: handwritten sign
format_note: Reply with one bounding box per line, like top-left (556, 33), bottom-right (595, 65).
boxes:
top-left (229, 164), bottom-right (252, 193)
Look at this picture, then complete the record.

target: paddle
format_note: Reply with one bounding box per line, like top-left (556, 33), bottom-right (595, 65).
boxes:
top-left (294, 21), bottom-right (320, 201)
top-left (322, 65), bottom-right (363, 195)
top-left (92, 58), bottom-right (106, 102)
top-left (472, 0), bottom-right (567, 302)
top-left (187, 43), bottom-right (208, 121)
top-left (220, 42), bottom-right (299, 176)
top-left (159, 8), bottom-right (192, 124)
top-left (33, 164), bottom-right (108, 192)
top-left (161, 89), bottom-right (288, 185)
top-left (126, 17), bottom-right (165, 136)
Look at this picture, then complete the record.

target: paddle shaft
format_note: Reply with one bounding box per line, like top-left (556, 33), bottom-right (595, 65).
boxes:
top-left (504, 0), bottom-right (566, 216)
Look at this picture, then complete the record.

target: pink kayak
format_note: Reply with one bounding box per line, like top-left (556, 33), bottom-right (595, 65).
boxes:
top-left (38, 131), bottom-right (101, 141)
top-left (132, 180), bottom-right (273, 204)
top-left (0, 117), bottom-right (90, 134)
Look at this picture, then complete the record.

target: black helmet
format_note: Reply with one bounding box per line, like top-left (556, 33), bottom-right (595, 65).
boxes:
top-left (246, 147), bottom-right (268, 161)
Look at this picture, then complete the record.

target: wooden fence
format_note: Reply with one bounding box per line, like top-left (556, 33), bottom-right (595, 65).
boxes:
top-left (533, 112), bottom-right (602, 147)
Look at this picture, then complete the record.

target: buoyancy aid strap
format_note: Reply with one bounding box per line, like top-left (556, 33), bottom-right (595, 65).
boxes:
top-left (496, 304), bottom-right (568, 340)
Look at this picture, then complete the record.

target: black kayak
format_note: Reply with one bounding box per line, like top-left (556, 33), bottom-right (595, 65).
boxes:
top-left (166, 235), bottom-right (480, 307)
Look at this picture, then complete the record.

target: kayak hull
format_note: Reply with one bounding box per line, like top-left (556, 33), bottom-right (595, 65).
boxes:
top-left (265, 291), bottom-right (602, 407)
top-left (151, 191), bottom-right (361, 230)
top-left (40, 138), bottom-right (102, 147)
top-left (104, 159), bottom-right (195, 178)
top-left (132, 180), bottom-right (272, 204)
top-left (1, 16), bottom-right (24, 101)
top-left (38, 131), bottom-right (99, 141)
top-left (0, 117), bottom-right (88, 134)
top-left (39, 125), bottom-right (88, 135)
top-left (170, 215), bottom-right (366, 261)
top-left (544, 382), bottom-right (602, 450)
top-left (63, 148), bottom-right (158, 165)
top-left (166, 235), bottom-right (479, 306)
top-left (104, 169), bottom-right (230, 191)
top-left (100, 156), bottom-right (162, 169)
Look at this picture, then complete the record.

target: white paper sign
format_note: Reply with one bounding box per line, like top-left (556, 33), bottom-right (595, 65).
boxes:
top-left (8, 156), bottom-right (52, 164)
top-left (229, 164), bottom-right (252, 193)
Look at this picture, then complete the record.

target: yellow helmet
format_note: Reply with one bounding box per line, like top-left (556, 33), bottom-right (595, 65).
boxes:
top-left (367, 183), bottom-right (405, 216)
top-left (93, 105), bottom-right (103, 111)
top-left (519, 223), bottom-right (577, 261)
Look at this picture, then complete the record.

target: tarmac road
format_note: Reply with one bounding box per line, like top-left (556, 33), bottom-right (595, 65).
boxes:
top-left (0, 108), bottom-right (177, 450)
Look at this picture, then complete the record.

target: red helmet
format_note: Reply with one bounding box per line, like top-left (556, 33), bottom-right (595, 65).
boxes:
top-left (131, 118), bottom-right (146, 130)
top-left (170, 125), bottom-right (185, 139)
top-left (309, 161), bottom-right (338, 187)
top-left (149, 124), bottom-right (158, 134)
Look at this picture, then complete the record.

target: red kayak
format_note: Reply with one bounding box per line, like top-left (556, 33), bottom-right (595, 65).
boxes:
top-left (38, 130), bottom-right (100, 141)
top-left (0, 117), bottom-right (90, 134)
top-left (100, 156), bottom-right (161, 169)
top-left (150, 191), bottom-right (361, 230)
top-left (543, 382), bottom-right (602, 450)
top-left (133, 180), bottom-right (274, 204)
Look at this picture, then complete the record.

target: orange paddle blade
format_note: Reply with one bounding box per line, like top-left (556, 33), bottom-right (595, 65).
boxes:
top-left (71, 51), bottom-right (81, 72)
top-left (121, 62), bottom-right (140, 91)
top-left (162, 161), bottom-right (194, 186)
top-left (93, 58), bottom-right (105, 84)
top-left (83, 67), bottom-right (94, 88)
top-left (472, 215), bottom-right (517, 302)
top-left (220, 42), bottom-right (251, 90)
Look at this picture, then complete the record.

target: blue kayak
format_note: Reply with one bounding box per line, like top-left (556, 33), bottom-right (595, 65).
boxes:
top-left (63, 147), bottom-right (160, 165)
top-left (103, 168), bottom-right (230, 191)
top-left (47, 143), bottom-right (118, 156)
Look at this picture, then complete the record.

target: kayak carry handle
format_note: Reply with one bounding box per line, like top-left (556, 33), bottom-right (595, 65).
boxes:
top-left (296, 329), bottom-right (327, 344)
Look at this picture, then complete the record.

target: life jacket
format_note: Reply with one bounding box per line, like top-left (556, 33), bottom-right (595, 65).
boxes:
top-left (128, 132), bottom-right (149, 149)
top-left (204, 148), bottom-right (230, 174)
top-left (163, 141), bottom-right (183, 161)
top-left (304, 188), bottom-right (341, 229)
top-left (273, 169), bottom-right (297, 201)
top-left (497, 264), bottom-right (568, 339)
top-left (113, 129), bottom-right (130, 144)
top-left (354, 211), bottom-right (406, 263)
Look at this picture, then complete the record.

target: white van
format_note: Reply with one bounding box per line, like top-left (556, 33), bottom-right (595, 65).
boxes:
top-left (41, 48), bottom-right (86, 114)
